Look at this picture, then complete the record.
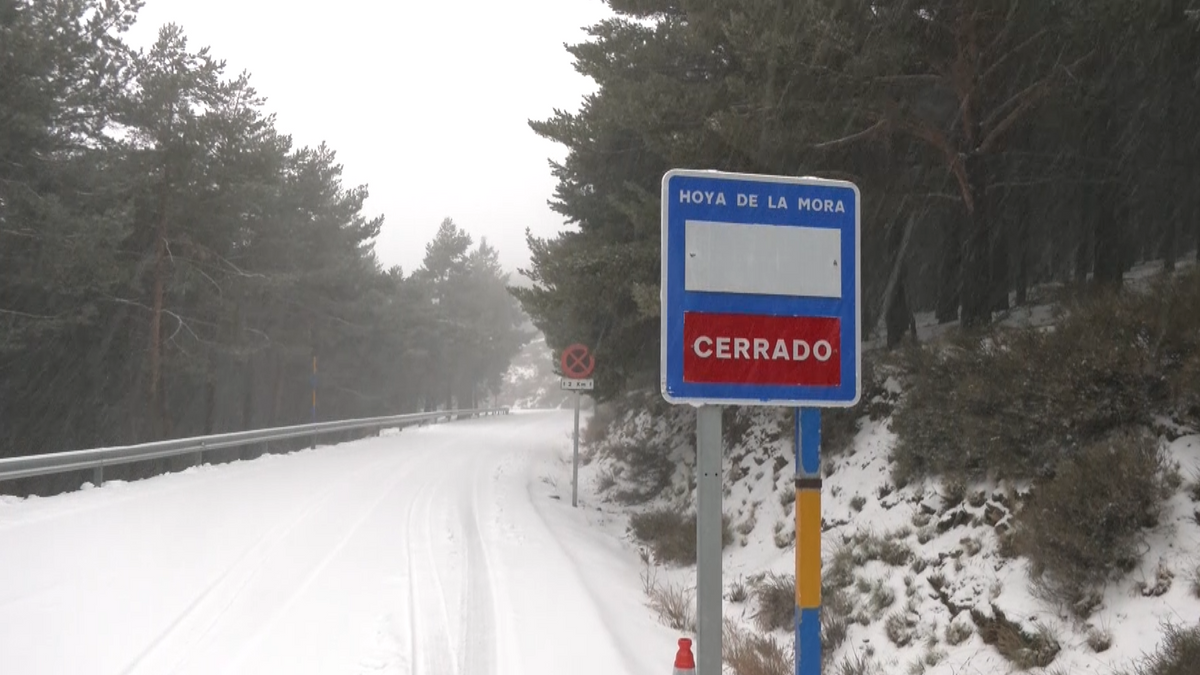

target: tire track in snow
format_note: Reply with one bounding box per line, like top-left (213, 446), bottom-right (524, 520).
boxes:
top-left (404, 452), bottom-right (460, 675)
top-left (217, 458), bottom-right (421, 672)
top-left (119, 451), bottom-right (399, 675)
top-left (457, 456), bottom-right (499, 675)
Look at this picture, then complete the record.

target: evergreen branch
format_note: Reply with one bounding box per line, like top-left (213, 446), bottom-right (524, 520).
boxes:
top-left (981, 28), bottom-right (1049, 83)
top-left (106, 297), bottom-right (208, 346)
top-left (890, 115), bottom-right (974, 213)
top-left (178, 257), bottom-right (223, 296)
top-left (912, 192), bottom-right (964, 203)
top-left (872, 74), bottom-right (943, 86)
top-left (983, 0), bottom-right (1023, 57)
top-left (0, 228), bottom-right (39, 240)
top-left (813, 119), bottom-right (888, 149)
top-left (214, 253), bottom-right (267, 279)
top-left (978, 51), bottom-right (1096, 154)
top-left (0, 308), bottom-right (65, 321)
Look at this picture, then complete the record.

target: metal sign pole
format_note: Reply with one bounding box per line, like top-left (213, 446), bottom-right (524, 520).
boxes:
top-left (795, 407), bottom-right (822, 675)
top-left (572, 389), bottom-right (581, 508)
top-left (560, 342), bottom-right (594, 510)
top-left (696, 405), bottom-right (723, 674)
top-left (310, 355), bottom-right (318, 450)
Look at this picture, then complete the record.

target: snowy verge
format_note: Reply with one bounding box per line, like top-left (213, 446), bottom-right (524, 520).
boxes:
top-left (577, 401), bottom-right (1200, 674)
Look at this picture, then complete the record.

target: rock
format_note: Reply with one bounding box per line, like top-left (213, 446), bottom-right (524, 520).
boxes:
top-left (938, 508), bottom-right (972, 533)
top-left (985, 503), bottom-right (1007, 527)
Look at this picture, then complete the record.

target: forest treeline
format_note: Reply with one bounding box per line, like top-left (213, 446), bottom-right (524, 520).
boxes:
top-left (0, 0), bottom-right (529, 458)
top-left (514, 0), bottom-right (1200, 399)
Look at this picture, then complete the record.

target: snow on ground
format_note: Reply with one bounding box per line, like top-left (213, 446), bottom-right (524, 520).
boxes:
top-left (0, 410), bottom-right (678, 675)
top-left (580, 403), bottom-right (1200, 674)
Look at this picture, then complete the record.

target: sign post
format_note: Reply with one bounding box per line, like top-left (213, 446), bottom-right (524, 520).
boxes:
top-left (561, 344), bottom-right (595, 508)
top-left (795, 407), bottom-right (822, 675)
top-left (660, 169), bottom-right (860, 675)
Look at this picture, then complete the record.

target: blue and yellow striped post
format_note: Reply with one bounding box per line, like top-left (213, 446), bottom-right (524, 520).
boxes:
top-left (795, 407), bottom-right (821, 674)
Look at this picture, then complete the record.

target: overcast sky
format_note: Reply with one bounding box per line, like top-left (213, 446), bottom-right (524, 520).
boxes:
top-left (125, 0), bottom-right (610, 278)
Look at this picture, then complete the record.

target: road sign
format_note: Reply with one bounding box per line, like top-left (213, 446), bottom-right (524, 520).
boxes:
top-left (660, 169), bottom-right (861, 407)
top-left (559, 344), bottom-right (595, 509)
top-left (560, 378), bottom-right (594, 391)
top-left (560, 344), bottom-right (595, 379)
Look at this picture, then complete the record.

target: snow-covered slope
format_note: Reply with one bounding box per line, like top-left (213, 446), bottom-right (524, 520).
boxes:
top-left (580, 401), bottom-right (1200, 674)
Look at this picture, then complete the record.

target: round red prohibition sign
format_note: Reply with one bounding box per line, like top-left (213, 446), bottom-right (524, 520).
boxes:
top-left (561, 344), bottom-right (595, 379)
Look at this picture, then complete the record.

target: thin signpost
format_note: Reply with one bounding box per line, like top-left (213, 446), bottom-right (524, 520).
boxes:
top-left (560, 344), bottom-right (595, 508)
top-left (311, 355), bottom-right (318, 450)
top-left (660, 169), bottom-right (861, 675)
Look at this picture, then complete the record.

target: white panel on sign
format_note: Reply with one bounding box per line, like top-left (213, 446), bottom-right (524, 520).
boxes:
top-left (561, 378), bottom-right (594, 391)
top-left (684, 220), bottom-right (842, 298)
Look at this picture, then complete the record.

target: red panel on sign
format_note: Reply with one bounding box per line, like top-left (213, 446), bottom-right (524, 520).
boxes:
top-left (682, 312), bottom-right (841, 387)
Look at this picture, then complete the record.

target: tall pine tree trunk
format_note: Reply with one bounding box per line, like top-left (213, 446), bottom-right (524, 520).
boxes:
top-left (990, 206), bottom-right (1010, 313)
top-left (203, 363), bottom-right (216, 436)
top-left (960, 154), bottom-right (993, 328)
top-left (269, 350), bottom-right (284, 428)
top-left (1162, 199), bottom-right (1178, 272)
top-left (883, 210), bottom-right (916, 348)
top-left (936, 209), bottom-right (961, 323)
top-left (1084, 108), bottom-right (1124, 288)
top-left (242, 357), bottom-right (254, 430)
top-left (240, 355), bottom-right (256, 460)
top-left (1074, 202), bottom-right (1092, 284)
top-left (1194, 185), bottom-right (1200, 261)
top-left (148, 176), bottom-right (169, 439)
top-left (1013, 185), bottom-right (1031, 305)
top-left (1093, 187), bottom-right (1124, 286)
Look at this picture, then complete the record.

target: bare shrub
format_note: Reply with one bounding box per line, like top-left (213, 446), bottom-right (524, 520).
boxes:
top-left (1016, 429), bottom-right (1166, 611)
top-left (595, 466), bottom-right (618, 493)
top-left (629, 508), bottom-right (733, 566)
top-left (892, 272), bottom-right (1200, 484)
top-left (1088, 628), bottom-right (1113, 653)
top-left (885, 610), bottom-right (918, 647)
top-left (725, 622), bottom-right (793, 675)
top-left (1115, 623), bottom-right (1200, 675)
top-left (823, 585), bottom-right (854, 658)
top-left (729, 577), bottom-right (749, 603)
top-left (752, 573), bottom-right (795, 633)
top-left (945, 618), bottom-right (973, 646)
top-left (646, 581), bottom-right (695, 632)
top-left (606, 441), bottom-right (674, 505)
top-left (974, 607), bottom-right (1061, 669)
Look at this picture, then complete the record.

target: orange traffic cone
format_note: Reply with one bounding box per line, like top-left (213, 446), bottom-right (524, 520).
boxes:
top-left (673, 637), bottom-right (696, 675)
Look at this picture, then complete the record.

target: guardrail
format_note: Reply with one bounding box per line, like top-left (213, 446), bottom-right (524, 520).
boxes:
top-left (0, 407), bottom-right (509, 486)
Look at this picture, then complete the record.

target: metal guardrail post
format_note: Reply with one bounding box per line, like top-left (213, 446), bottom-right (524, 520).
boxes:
top-left (93, 465), bottom-right (103, 487)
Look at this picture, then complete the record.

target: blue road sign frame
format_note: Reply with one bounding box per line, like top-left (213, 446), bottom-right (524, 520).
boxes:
top-left (660, 169), bottom-right (861, 407)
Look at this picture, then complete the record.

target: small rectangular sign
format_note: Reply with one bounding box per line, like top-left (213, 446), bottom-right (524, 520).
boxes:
top-left (684, 221), bottom-right (842, 298)
top-left (561, 378), bottom-right (594, 391)
top-left (683, 313), bottom-right (841, 386)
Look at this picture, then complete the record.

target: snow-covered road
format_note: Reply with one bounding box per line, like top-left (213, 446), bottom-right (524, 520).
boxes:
top-left (0, 411), bottom-right (677, 675)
